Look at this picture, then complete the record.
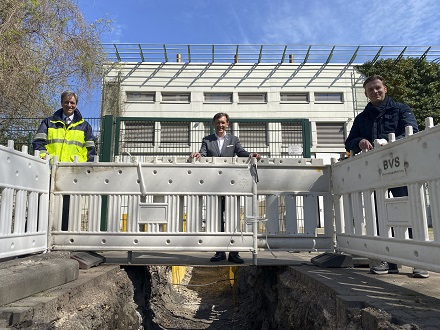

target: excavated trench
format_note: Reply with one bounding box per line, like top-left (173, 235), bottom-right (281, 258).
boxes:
top-left (124, 265), bottom-right (361, 330)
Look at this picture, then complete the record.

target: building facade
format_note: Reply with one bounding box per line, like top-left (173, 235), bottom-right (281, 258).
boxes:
top-left (100, 44), bottom-right (437, 162)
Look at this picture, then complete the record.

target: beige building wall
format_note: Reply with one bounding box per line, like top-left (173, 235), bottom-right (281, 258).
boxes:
top-left (102, 62), bottom-right (368, 162)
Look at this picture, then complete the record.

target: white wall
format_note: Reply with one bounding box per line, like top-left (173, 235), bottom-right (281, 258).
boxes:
top-left (103, 62), bottom-right (368, 156)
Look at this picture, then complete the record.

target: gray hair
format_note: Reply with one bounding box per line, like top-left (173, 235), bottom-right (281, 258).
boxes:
top-left (61, 91), bottom-right (78, 104)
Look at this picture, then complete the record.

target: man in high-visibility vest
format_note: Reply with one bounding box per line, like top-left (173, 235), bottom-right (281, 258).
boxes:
top-left (33, 91), bottom-right (96, 162)
top-left (33, 91), bottom-right (96, 230)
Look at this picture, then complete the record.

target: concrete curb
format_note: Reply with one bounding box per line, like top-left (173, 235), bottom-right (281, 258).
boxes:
top-left (0, 254), bottom-right (121, 328)
top-left (0, 253), bottom-right (79, 306)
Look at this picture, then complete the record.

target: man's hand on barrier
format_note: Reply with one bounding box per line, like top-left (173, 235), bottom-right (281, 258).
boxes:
top-left (190, 152), bottom-right (201, 159)
top-left (359, 139), bottom-right (373, 151)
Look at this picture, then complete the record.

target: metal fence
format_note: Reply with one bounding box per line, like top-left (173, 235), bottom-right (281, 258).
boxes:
top-left (0, 142), bottom-right (50, 259)
top-left (113, 117), bottom-right (310, 159)
top-left (332, 118), bottom-right (440, 272)
top-left (0, 116), bottom-right (311, 160)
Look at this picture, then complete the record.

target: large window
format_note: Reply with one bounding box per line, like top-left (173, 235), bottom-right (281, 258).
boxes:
top-left (280, 92), bottom-right (309, 103)
top-left (238, 93), bottom-right (267, 103)
top-left (204, 93), bottom-right (233, 103)
top-left (314, 92), bottom-right (343, 103)
top-left (316, 122), bottom-right (345, 146)
top-left (126, 92), bottom-right (155, 102)
top-left (161, 92), bottom-right (191, 103)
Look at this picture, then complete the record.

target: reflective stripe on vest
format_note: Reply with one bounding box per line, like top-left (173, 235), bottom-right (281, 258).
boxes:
top-left (46, 119), bottom-right (88, 162)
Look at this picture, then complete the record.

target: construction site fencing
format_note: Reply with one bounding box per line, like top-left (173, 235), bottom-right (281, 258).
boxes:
top-left (2, 118), bottom-right (439, 269)
top-left (47, 155), bottom-right (332, 265)
top-left (0, 142), bottom-right (50, 259)
top-left (332, 118), bottom-right (440, 273)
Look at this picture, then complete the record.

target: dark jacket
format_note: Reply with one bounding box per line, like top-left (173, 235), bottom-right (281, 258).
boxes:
top-left (32, 108), bottom-right (96, 162)
top-left (199, 133), bottom-right (251, 157)
top-left (345, 96), bottom-right (418, 154)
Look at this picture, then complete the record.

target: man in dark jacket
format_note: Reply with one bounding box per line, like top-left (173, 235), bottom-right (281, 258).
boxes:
top-left (345, 75), bottom-right (428, 278)
top-left (345, 75), bottom-right (418, 154)
top-left (191, 112), bottom-right (261, 264)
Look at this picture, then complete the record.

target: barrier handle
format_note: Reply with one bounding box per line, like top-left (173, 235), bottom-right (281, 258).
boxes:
top-left (137, 162), bottom-right (147, 196)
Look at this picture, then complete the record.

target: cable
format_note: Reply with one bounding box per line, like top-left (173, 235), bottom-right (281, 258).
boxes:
top-left (172, 278), bottom-right (236, 287)
top-left (244, 217), bottom-right (277, 259)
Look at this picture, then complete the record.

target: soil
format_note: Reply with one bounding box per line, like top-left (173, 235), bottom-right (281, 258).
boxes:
top-left (9, 263), bottom-right (425, 329)
top-left (133, 265), bottom-right (423, 330)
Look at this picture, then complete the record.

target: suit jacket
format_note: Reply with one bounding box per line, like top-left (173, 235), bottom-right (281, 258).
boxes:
top-left (199, 133), bottom-right (251, 157)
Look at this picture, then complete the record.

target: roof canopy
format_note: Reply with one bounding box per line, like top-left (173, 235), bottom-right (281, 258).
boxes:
top-left (105, 44), bottom-right (440, 64)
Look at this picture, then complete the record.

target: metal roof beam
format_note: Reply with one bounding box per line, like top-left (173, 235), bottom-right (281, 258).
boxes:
top-left (138, 44), bottom-right (145, 62)
top-left (330, 46), bottom-right (360, 87)
top-left (281, 45), bottom-right (287, 63)
top-left (163, 44), bottom-right (168, 62)
top-left (282, 63), bottom-right (304, 87)
top-left (394, 46), bottom-right (407, 64)
top-left (371, 46), bottom-right (383, 64)
top-left (121, 63), bottom-right (142, 83)
top-left (236, 63), bottom-right (258, 87)
top-left (189, 63), bottom-right (212, 87)
top-left (213, 63), bottom-right (235, 87)
top-left (165, 63), bottom-right (189, 87)
top-left (258, 45), bottom-right (263, 63)
top-left (418, 46), bottom-right (431, 62)
top-left (141, 63), bottom-right (165, 86)
top-left (306, 46), bottom-right (335, 87)
top-left (260, 63), bottom-right (282, 87)
top-left (306, 63), bottom-right (327, 87)
top-left (348, 46), bottom-right (360, 65)
top-left (325, 46), bottom-right (335, 64)
top-left (113, 44), bottom-right (121, 62)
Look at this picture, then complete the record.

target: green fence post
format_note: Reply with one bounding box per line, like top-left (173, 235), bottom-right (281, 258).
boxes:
top-left (28, 132), bottom-right (33, 154)
top-left (100, 115), bottom-right (114, 162)
top-left (302, 119), bottom-right (311, 158)
top-left (100, 115), bottom-right (114, 231)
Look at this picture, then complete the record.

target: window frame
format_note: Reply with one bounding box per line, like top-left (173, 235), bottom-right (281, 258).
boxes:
top-left (314, 92), bottom-right (344, 103)
top-left (280, 92), bottom-right (310, 103)
top-left (237, 93), bottom-right (267, 104)
top-left (125, 91), bottom-right (156, 103)
top-left (161, 92), bottom-right (191, 103)
top-left (203, 92), bottom-right (233, 103)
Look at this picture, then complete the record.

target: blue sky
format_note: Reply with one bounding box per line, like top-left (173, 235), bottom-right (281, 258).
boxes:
top-left (76, 0), bottom-right (440, 116)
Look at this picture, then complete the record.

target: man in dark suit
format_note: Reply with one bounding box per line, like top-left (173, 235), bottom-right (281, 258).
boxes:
top-left (191, 112), bottom-right (261, 264)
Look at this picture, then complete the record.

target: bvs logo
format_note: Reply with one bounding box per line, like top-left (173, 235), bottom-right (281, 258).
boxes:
top-left (383, 156), bottom-right (400, 170)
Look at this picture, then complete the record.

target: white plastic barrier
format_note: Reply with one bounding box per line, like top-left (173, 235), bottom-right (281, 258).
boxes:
top-left (49, 155), bottom-right (334, 262)
top-left (49, 157), bottom-right (260, 261)
top-left (249, 157), bottom-right (333, 251)
top-left (332, 118), bottom-right (440, 272)
top-left (0, 141), bottom-right (50, 259)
